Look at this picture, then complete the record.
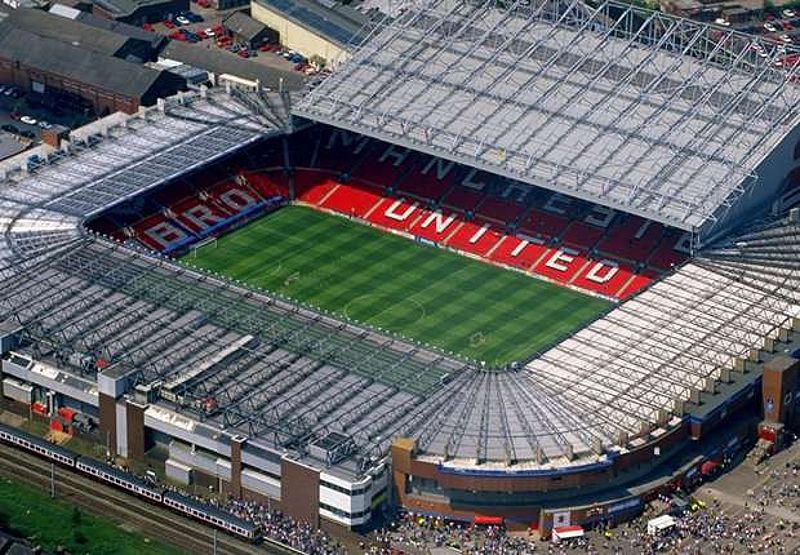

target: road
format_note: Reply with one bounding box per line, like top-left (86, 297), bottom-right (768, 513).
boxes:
top-left (0, 445), bottom-right (295, 555)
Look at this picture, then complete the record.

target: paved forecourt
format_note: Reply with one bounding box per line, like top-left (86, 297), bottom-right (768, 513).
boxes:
top-left (185, 205), bottom-right (609, 366)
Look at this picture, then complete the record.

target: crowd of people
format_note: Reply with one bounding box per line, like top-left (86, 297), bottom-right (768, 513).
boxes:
top-left (107, 439), bottom-right (800, 554)
top-left (221, 496), bottom-right (347, 555)
top-left (367, 511), bottom-right (539, 554)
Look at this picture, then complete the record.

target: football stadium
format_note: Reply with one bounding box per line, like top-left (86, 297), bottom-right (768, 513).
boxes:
top-left (2, 0), bottom-right (800, 538)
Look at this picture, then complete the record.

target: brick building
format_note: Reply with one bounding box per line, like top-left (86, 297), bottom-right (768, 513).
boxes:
top-left (0, 26), bottom-right (184, 114)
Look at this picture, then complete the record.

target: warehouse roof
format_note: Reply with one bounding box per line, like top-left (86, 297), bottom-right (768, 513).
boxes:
top-left (252, 0), bottom-right (368, 48)
top-left (92, 0), bottom-right (171, 17)
top-left (223, 11), bottom-right (268, 42)
top-left (74, 10), bottom-right (167, 51)
top-left (0, 28), bottom-right (169, 98)
top-left (2, 8), bottom-right (131, 58)
top-left (161, 41), bottom-right (306, 91)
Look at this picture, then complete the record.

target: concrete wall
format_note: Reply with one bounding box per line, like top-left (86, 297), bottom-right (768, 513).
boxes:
top-left (250, 2), bottom-right (347, 65)
top-left (702, 123), bottom-right (800, 243)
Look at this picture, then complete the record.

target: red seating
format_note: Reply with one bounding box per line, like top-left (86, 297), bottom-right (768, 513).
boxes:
top-left (350, 151), bottom-right (408, 188)
top-left (367, 197), bottom-right (421, 232)
top-left (488, 235), bottom-right (549, 271)
top-left (445, 220), bottom-right (503, 256)
top-left (616, 269), bottom-right (658, 298)
top-left (320, 183), bottom-right (384, 217)
top-left (532, 246), bottom-right (588, 285)
top-left (169, 195), bottom-right (229, 233)
top-left (648, 231), bottom-right (691, 271)
top-left (409, 209), bottom-right (461, 243)
top-left (442, 186), bottom-right (484, 212)
top-left (133, 213), bottom-right (189, 252)
top-left (571, 258), bottom-right (646, 298)
top-left (243, 171), bottom-right (289, 198)
top-left (597, 217), bottom-right (663, 262)
top-left (291, 170), bottom-right (332, 200)
top-left (396, 164), bottom-right (455, 201)
top-left (478, 197), bottom-right (525, 224)
top-left (560, 221), bottom-right (606, 250)
top-left (520, 209), bottom-right (571, 240)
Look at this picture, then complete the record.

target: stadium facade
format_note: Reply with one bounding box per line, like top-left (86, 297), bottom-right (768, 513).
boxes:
top-left (1, 0), bottom-right (800, 536)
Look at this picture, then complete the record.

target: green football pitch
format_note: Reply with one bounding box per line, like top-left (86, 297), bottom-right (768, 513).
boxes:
top-left (184, 206), bottom-right (610, 366)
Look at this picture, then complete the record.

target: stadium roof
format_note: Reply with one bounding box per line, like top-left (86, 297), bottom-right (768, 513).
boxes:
top-left (0, 88), bottom-right (289, 274)
top-left (1, 87), bottom-right (799, 476)
top-left (294, 0), bottom-right (800, 233)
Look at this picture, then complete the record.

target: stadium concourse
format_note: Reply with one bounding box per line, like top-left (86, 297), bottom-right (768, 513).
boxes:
top-left (1, 0), bottom-right (800, 542)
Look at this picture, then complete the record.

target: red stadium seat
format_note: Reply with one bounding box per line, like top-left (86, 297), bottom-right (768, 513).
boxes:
top-left (442, 186), bottom-right (485, 212)
top-left (488, 234), bottom-right (550, 271)
top-left (320, 183), bottom-right (385, 218)
top-left (445, 219), bottom-right (504, 256)
top-left (477, 197), bottom-right (526, 224)
top-left (560, 221), bottom-right (606, 250)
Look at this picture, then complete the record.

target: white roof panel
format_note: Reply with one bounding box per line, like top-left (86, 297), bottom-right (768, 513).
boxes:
top-left (295, 0), bottom-right (800, 230)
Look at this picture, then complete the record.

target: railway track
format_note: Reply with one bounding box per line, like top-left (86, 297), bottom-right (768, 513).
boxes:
top-left (0, 445), bottom-right (295, 555)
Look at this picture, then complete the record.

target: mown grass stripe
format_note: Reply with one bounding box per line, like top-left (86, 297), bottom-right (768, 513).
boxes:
top-left (184, 206), bottom-right (609, 367)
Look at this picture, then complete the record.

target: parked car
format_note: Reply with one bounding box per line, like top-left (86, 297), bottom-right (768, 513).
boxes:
top-left (175, 15), bottom-right (190, 25)
top-left (782, 9), bottom-right (796, 18)
top-left (1, 124), bottom-right (19, 134)
top-left (237, 48), bottom-right (249, 58)
top-left (714, 17), bottom-right (730, 26)
top-left (203, 27), bottom-right (216, 38)
top-left (20, 115), bottom-right (37, 125)
top-left (764, 21), bottom-right (777, 32)
top-left (37, 120), bottom-right (52, 129)
top-left (9, 112), bottom-right (21, 121)
top-left (163, 19), bottom-right (176, 28)
top-left (19, 130), bottom-right (34, 139)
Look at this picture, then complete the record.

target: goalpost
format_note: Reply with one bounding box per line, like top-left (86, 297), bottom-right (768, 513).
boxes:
top-left (191, 237), bottom-right (217, 258)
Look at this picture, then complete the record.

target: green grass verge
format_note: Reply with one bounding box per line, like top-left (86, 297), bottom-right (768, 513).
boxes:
top-left (184, 206), bottom-right (609, 366)
top-left (0, 476), bottom-right (183, 555)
